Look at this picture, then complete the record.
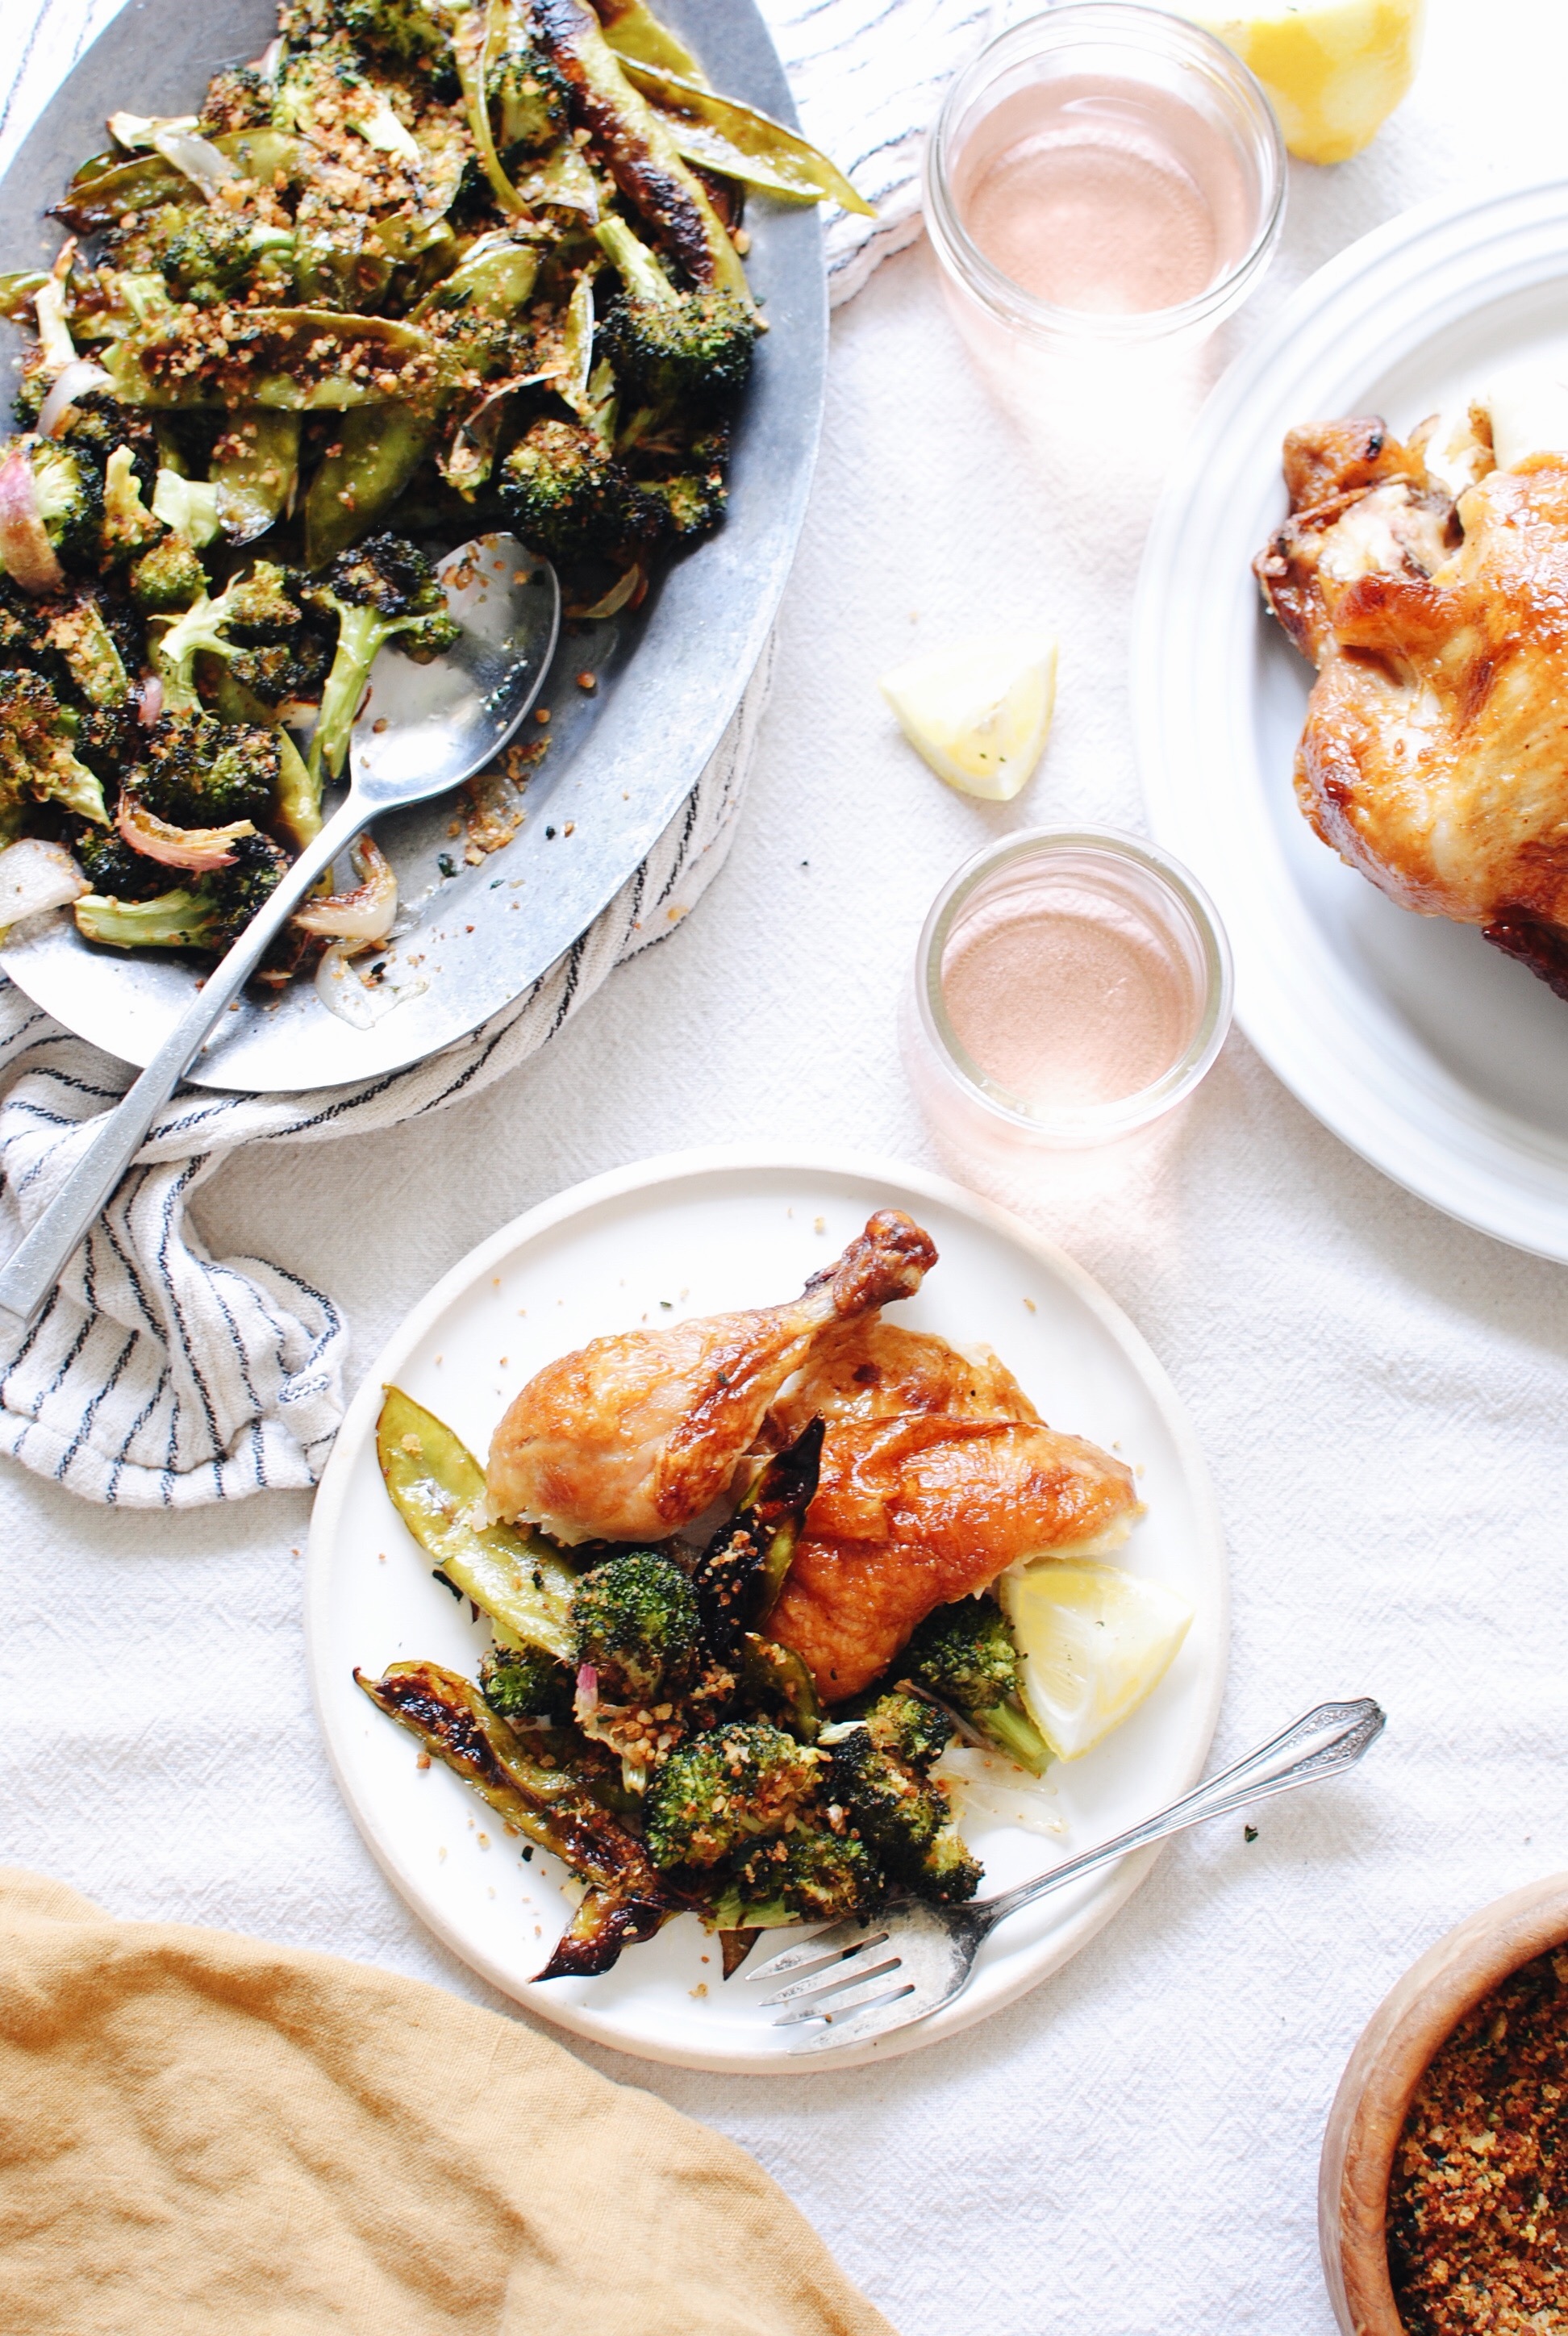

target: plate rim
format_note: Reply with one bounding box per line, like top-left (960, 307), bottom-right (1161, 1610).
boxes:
top-left (1134, 173), bottom-right (1568, 1260)
top-left (304, 1144), bottom-right (1229, 2075)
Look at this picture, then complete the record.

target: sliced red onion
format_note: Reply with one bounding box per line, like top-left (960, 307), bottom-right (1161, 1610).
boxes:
top-left (0, 448), bottom-right (64, 596)
top-left (138, 674), bottom-right (164, 728)
top-left (576, 1664), bottom-right (600, 1716)
top-left (292, 835), bottom-right (398, 941)
top-left (153, 125), bottom-right (240, 202)
top-left (115, 794), bottom-right (255, 871)
top-left (0, 839), bottom-right (88, 934)
top-left (38, 358), bottom-right (111, 440)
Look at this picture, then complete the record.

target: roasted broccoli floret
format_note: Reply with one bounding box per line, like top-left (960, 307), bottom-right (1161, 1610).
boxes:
top-left (479, 1641), bottom-right (574, 1726)
top-left (304, 533), bottom-right (459, 782)
top-left (498, 415), bottom-right (638, 564)
top-left (75, 832), bottom-right (286, 953)
top-left (828, 1708), bottom-right (982, 1905)
top-left (72, 827), bottom-right (175, 903)
top-left (101, 444), bottom-right (163, 565)
top-left (152, 561), bottom-right (308, 715)
top-left (488, 35), bottom-right (569, 155)
top-left (39, 592), bottom-right (130, 709)
top-left (199, 65), bottom-right (275, 136)
top-left (134, 711), bottom-right (279, 828)
top-left (0, 670), bottom-right (108, 835)
top-left (130, 530), bottom-right (208, 615)
top-left (1, 436), bottom-right (104, 576)
top-left (570, 1547), bottom-right (703, 1709)
top-left (596, 215), bottom-right (758, 407)
top-left (901, 1596), bottom-right (1051, 1775)
top-left (156, 210), bottom-right (296, 307)
top-left (717, 1826), bottom-right (882, 1927)
top-left (644, 1720), bottom-right (825, 1872)
top-left (855, 1686), bottom-right (955, 1774)
top-left (281, 0), bottom-right (457, 74)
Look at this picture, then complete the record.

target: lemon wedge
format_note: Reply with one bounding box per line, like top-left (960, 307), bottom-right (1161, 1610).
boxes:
top-left (1173, 0), bottom-right (1424, 165)
top-left (879, 631), bottom-right (1057, 802)
top-left (1000, 1560), bottom-right (1194, 1761)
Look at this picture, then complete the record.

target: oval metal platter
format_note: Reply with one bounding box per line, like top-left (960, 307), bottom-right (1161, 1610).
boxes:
top-left (0, 0), bottom-right (825, 1091)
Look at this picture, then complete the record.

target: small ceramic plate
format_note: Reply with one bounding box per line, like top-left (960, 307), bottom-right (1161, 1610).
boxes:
top-left (305, 1149), bottom-right (1227, 2073)
top-left (1135, 179), bottom-right (1568, 1258)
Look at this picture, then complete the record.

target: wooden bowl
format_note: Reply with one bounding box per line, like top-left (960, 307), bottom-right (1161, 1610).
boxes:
top-left (1320, 1872), bottom-right (1568, 2334)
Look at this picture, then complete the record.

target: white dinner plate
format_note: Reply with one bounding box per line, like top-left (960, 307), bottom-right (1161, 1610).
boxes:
top-left (1135, 178), bottom-right (1568, 1258)
top-left (305, 1149), bottom-right (1226, 2073)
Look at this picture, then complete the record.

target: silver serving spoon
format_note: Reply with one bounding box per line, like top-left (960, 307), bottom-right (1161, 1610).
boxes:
top-left (0, 532), bottom-right (559, 1328)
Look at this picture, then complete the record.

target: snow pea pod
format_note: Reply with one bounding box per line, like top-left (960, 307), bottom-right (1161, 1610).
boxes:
top-left (52, 130), bottom-right (304, 231)
top-left (303, 404), bottom-right (440, 569)
top-left (621, 63), bottom-right (875, 215)
top-left (594, 0), bottom-right (707, 85)
top-left (211, 409), bottom-right (300, 544)
top-left (376, 1386), bottom-right (582, 1662)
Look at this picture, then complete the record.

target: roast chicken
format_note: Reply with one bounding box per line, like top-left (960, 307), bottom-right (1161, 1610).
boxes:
top-left (487, 1221), bottom-right (1137, 1701)
top-left (1256, 409), bottom-right (1568, 995)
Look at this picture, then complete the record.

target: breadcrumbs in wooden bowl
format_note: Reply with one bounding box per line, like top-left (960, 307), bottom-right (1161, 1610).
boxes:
top-left (1320, 1875), bottom-right (1568, 2336)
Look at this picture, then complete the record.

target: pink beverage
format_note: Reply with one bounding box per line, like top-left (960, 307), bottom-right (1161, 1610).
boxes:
top-left (949, 73), bottom-right (1258, 318)
top-left (940, 882), bottom-right (1192, 1112)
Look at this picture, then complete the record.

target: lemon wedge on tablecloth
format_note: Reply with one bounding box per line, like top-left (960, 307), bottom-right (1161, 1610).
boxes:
top-left (1001, 1560), bottom-right (1194, 1761)
top-left (879, 631), bottom-right (1057, 802)
top-left (1171, 0), bottom-right (1424, 165)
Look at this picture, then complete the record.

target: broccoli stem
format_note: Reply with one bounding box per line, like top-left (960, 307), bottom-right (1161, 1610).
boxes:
top-left (594, 213), bottom-right (676, 308)
top-left (308, 600), bottom-right (392, 783)
top-left (976, 1698), bottom-right (1053, 1777)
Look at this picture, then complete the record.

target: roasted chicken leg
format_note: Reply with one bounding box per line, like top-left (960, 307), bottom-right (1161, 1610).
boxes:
top-left (1257, 411), bottom-right (1568, 995)
top-left (764, 1319), bottom-right (1138, 1701)
top-left (486, 1211), bottom-right (936, 1542)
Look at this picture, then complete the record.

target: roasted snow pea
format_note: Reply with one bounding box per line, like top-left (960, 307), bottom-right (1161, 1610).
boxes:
top-left (303, 406), bottom-right (440, 569)
top-left (747, 1415), bottom-right (824, 1619)
top-left (102, 309), bottom-right (434, 411)
top-left (739, 1631), bottom-right (824, 1743)
top-left (377, 1386), bottom-right (582, 1662)
top-left (211, 411), bottom-right (301, 544)
top-left (535, 0), bottom-right (753, 302)
top-left (621, 64), bottom-right (875, 215)
top-left (52, 130), bottom-right (303, 232)
top-left (453, 0), bottom-right (533, 219)
top-left (0, 272), bottom-right (49, 319)
top-left (594, 0), bottom-right (707, 84)
top-left (355, 1661), bottom-right (669, 1975)
top-left (540, 1883), bottom-right (670, 1979)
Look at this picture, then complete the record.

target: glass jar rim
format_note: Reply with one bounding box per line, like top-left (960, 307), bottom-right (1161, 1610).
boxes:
top-left (924, 2), bottom-right (1287, 347)
top-left (916, 825), bottom-right (1235, 1141)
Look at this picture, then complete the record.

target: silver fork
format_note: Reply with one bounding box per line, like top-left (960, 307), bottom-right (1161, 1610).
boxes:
top-left (750, 1697), bottom-right (1385, 2054)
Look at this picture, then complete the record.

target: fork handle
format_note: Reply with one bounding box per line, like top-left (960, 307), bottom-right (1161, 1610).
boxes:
top-left (0, 790), bottom-right (365, 1329)
top-left (977, 1699), bottom-right (1386, 1930)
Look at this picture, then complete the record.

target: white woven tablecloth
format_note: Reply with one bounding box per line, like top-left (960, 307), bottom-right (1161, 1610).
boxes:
top-left (5, 2), bottom-right (1568, 2333)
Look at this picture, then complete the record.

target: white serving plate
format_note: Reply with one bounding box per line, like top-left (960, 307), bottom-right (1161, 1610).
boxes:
top-left (306, 1149), bottom-right (1227, 2074)
top-left (1135, 179), bottom-right (1568, 1258)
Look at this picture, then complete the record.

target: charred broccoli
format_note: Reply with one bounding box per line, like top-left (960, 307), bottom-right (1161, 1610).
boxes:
top-left (152, 561), bottom-right (308, 715)
top-left (479, 1641), bottom-right (575, 1726)
top-left (0, 670), bottom-right (108, 833)
top-left (72, 828), bottom-right (177, 903)
top-left (75, 832), bottom-right (286, 953)
top-left (130, 531), bottom-right (208, 615)
top-left (827, 1697), bottom-right (982, 1905)
top-left (901, 1595), bottom-right (1051, 1775)
top-left (570, 1547), bottom-right (703, 1709)
top-left (198, 64), bottom-right (275, 136)
top-left (304, 534), bottom-right (459, 782)
top-left (0, 436), bottom-right (103, 576)
top-left (715, 1828), bottom-right (882, 1929)
top-left (134, 711), bottom-right (279, 828)
top-left (487, 31), bottom-right (568, 155)
top-left (498, 416), bottom-right (639, 564)
top-left (282, 0), bottom-right (458, 74)
top-left (595, 215), bottom-right (758, 407)
top-left (644, 1720), bottom-right (824, 1871)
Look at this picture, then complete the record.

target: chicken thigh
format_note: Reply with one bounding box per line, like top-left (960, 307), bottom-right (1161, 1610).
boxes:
top-left (764, 1320), bottom-right (1138, 1700)
top-left (1257, 413), bottom-right (1568, 995)
top-left (486, 1210), bottom-right (936, 1542)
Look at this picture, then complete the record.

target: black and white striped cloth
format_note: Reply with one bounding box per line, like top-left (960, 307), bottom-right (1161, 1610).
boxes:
top-left (0, 0), bottom-right (990, 1505)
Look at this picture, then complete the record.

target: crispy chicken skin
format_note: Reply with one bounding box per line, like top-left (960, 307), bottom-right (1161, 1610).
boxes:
top-left (1257, 415), bottom-right (1568, 995)
top-left (486, 1212), bottom-right (936, 1542)
top-left (765, 1323), bottom-right (1136, 1701)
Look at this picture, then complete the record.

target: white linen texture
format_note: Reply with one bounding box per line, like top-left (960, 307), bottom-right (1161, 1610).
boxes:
top-left (0, 0), bottom-right (984, 1505)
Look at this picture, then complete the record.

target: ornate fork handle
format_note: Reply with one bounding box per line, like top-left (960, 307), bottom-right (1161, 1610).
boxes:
top-left (979, 1698), bottom-right (1386, 1931)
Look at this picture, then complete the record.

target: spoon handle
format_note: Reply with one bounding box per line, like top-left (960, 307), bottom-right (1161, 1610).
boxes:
top-left (978, 1698), bottom-right (1387, 1929)
top-left (0, 791), bottom-right (366, 1328)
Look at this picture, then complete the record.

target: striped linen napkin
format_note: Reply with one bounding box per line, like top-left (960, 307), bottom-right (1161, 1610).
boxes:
top-left (0, 0), bottom-right (987, 1507)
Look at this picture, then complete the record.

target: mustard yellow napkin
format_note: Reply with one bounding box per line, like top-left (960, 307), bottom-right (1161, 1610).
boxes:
top-left (0, 1867), bottom-right (896, 2336)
